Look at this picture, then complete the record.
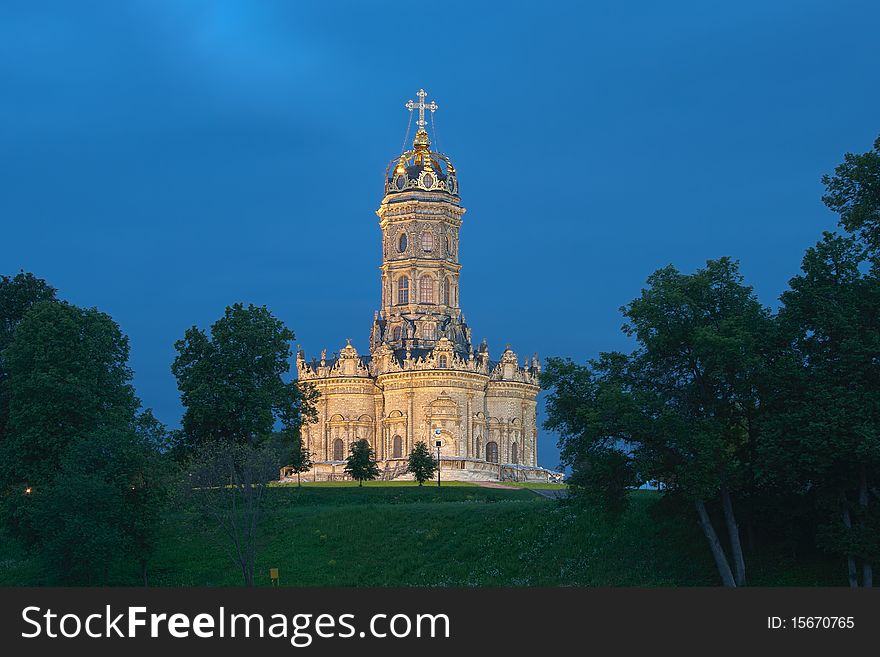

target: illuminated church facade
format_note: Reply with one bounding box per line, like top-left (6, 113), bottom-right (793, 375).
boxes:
top-left (291, 90), bottom-right (553, 482)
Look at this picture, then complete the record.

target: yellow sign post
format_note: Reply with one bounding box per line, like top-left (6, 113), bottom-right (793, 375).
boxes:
top-left (270, 567), bottom-right (280, 586)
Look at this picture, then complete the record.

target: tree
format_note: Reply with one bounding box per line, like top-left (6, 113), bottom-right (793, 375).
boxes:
top-left (0, 272), bottom-right (57, 442)
top-left (171, 303), bottom-right (317, 585)
top-left (1, 300), bottom-right (139, 539)
top-left (542, 353), bottom-right (639, 515)
top-left (184, 440), bottom-right (283, 586)
top-left (287, 431), bottom-right (313, 486)
top-left (762, 233), bottom-right (880, 587)
top-left (32, 416), bottom-right (170, 585)
top-left (407, 441), bottom-right (437, 485)
top-left (345, 438), bottom-right (380, 486)
top-left (171, 303), bottom-right (317, 451)
top-left (822, 135), bottom-right (880, 259)
top-left (543, 258), bottom-right (772, 587)
top-left (1, 291), bottom-right (168, 581)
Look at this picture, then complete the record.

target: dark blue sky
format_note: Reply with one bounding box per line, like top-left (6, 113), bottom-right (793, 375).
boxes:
top-left (1, 1), bottom-right (878, 469)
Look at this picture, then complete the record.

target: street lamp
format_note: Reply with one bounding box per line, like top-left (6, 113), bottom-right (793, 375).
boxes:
top-left (435, 438), bottom-right (442, 487)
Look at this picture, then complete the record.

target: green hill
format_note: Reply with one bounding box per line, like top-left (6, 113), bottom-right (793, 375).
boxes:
top-left (0, 483), bottom-right (842, 586)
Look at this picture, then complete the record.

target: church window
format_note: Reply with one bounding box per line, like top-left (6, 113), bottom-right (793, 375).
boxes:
top-left (398, 276), bottom-right (409, 304)
top-left (486, 441), bottom-right (499, 464)
top-left (422, 231), bottom-right (434, 252)
top-left (439, 355), bottom-right (448, 368)
top-left (443, 278), bottom-right (450, 305)
top-left (511, 442), bottom-right (518, 464)
top-left (398, 232), bottom-right (408, 252)
top-left (392, 435), bottom-right (403, 458)
top-left (446, 235), bottom-right (451, 255)
top-left (333, 438), bottom-right (344, 461)
top-left (392, 326), bottom-right (401, 341)
top-left (419, 275), bottom-right (434, 303)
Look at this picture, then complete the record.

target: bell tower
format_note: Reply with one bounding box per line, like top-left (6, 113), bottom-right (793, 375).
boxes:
top-left (370, 89), bottom-right (472, 357)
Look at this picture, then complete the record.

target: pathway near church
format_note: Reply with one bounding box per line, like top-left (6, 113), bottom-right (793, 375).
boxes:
top-left (474, 482), bottom-right (568, 500)
top-left (476, 481), bottom-right (518, 490)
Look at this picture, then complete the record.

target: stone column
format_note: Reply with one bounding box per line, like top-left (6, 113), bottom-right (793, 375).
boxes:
top-left (374, 395), bottom-right (384, 459)
top-left (406, 391), bottom-right (414, 454)
top-left (466, 393), bottom-right (473, 458)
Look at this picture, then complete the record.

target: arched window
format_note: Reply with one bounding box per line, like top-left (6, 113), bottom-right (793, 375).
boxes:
top-left (392, 325), bottom-right (401, 341)
top-left (419, 275), bottom-right (434, 303)
top-left (398, 232), bottom-right (408, 252)
top-left (422, 231), bottom-right (434, 252)
top-left (438, 355), bottom-right (448, 368)
top-left (443, 278), bottom-right (451, 305)
top-left (511, 442), bottom-right (518, 464)
top-left (445, 235), bottom-right (451, 255)
top-left (392, 435), bottom-right (403, 458)
top-left (486, 441), bottom-right (499, 464)
top-left (398, 276), bottom-right (409, 304)
top-left (333, 438), bottom-right (344, 461)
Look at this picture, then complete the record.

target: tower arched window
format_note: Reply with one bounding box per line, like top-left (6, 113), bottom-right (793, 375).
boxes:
top-left (398, 276), bottom-right (409, 304)
top-left (443, 278), bottom-right (451, 305)
top-left (392, 325), bottom-right (401, 341)
top-left (419, 275), bottom-right (434, 304)
top-left (333, 438), bottom-right (344, 461)
top-left (438, 355), bottom-right (448, 368)
top-left (486, 441), bottom-right (499, 464)
top-left (422, 231), bottom-right (434, 252)
top-left (398, 232), bottom-right (408, 253)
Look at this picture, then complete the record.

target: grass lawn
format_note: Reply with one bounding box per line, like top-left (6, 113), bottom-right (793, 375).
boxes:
top-left (0, 484), bottom-right (844, 587)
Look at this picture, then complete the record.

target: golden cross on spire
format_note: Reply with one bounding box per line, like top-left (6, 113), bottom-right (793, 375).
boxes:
top-left (405, 89), bottom-right (438, 131)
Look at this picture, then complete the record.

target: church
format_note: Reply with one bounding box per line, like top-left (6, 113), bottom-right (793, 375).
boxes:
top-left (290, 90), bottom-right (555, 482)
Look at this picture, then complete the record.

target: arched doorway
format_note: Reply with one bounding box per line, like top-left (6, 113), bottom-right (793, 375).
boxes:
top-left (486, 441), bottom-right (499, 464)
top-left (332, 438), bottom-right (344, 461)
top-left (392, 435), bottom-right (403, 458)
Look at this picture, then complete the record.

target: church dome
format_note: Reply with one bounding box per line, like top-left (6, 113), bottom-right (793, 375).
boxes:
top-left (383, 90), bottom-right (459, 199)
top-left (384, 130), bottom-right (458, 198)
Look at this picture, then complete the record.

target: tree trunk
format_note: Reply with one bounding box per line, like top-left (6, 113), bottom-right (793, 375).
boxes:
top-left (297, 471), bottom-right (301, 487)
top-left (841, 504), bottom-right (859, 588)
top-left (695, 499), bottom-right (736, 587)
top-left (859, 467), bottom-right (872, 587)
top-left (721, 485), bottom-right (747, 586)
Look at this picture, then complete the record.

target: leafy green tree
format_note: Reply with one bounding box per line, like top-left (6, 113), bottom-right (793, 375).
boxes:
top-left (0, 272), bottom-right (57, 442)
top-left (762, 233), bottom-right (880, 587)
top-left (345, 438), bottom-right (380, 486)
top-left (407, 441), bottom-right (437, 485)
top-left (171, 303), bottom-right (317, 451)
top-left (544, 258), bottom-right (772, 587)
top-left (32, 415), bottom-right (170, 585)
top-left (286, 431), bottom-right (313, 486)
top-left (822, 135), bottom-right (880, 259)
top-left (1, 301), bottom-right (138, 508)
top-left (542, 353), bottom-right (639, 514)
top-left (1, 290), bottom-right (168, 581)
top-left (172, 303), bottom-right (316, 584)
